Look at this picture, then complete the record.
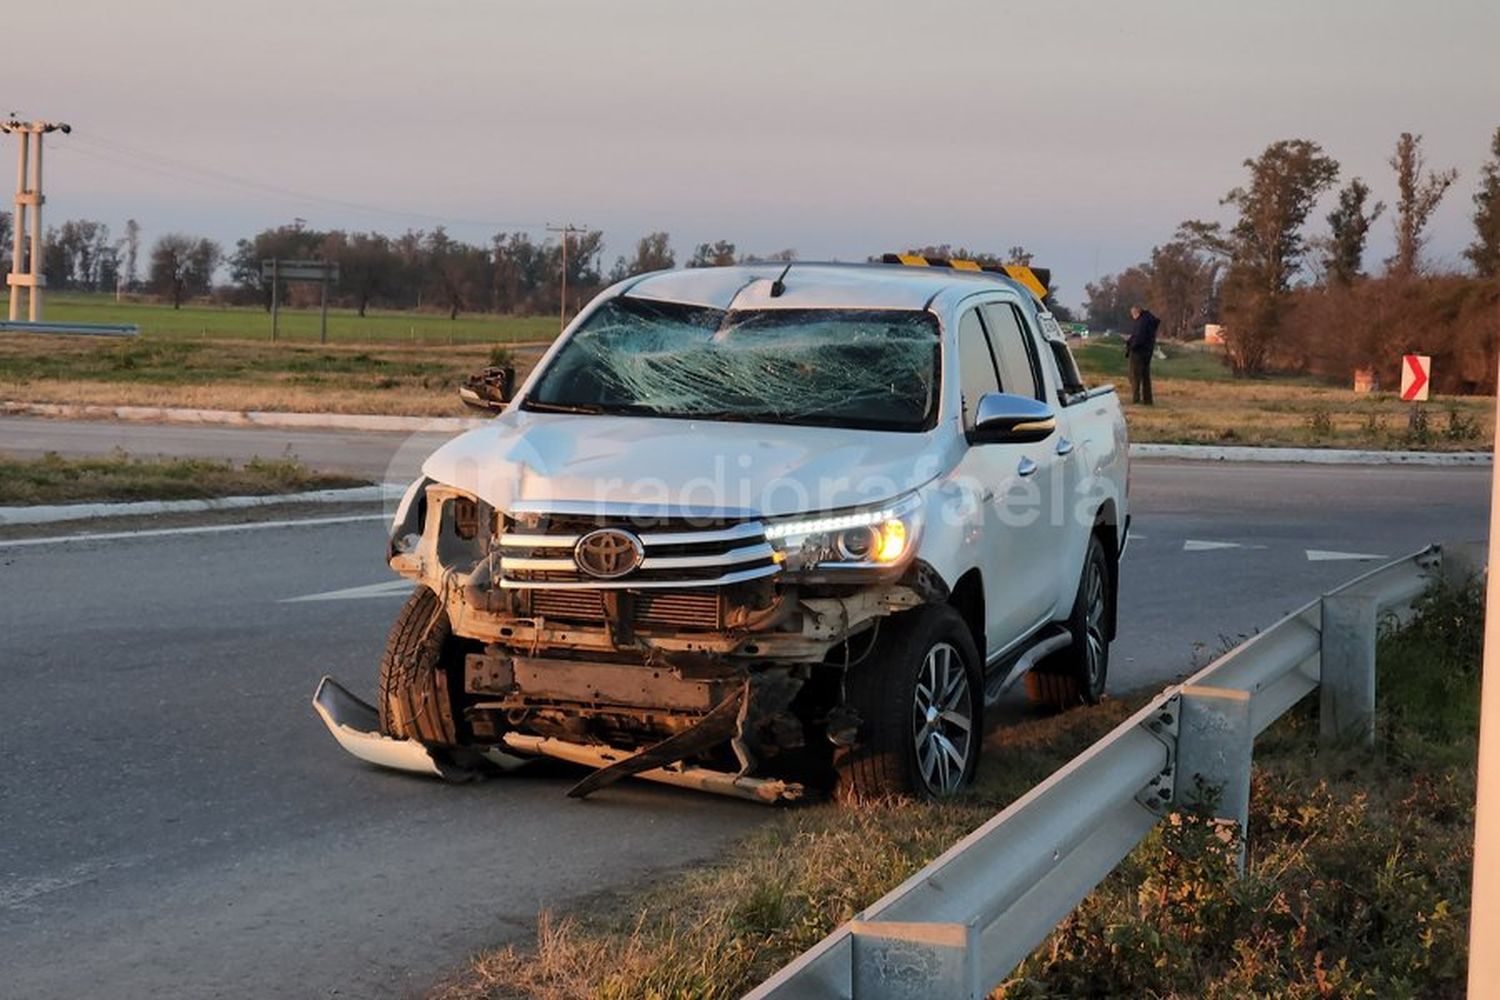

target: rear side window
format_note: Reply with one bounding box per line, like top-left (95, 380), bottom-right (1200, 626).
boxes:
top-left (1047, 339), bottom-right (1086, 397)
top-left (956, 308), bottom-right (1001, 430)
top-left (980, 303), bottom-right (1041, 401)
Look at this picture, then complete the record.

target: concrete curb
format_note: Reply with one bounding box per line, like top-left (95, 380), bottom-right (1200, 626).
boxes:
top-left (2, 400), bottom-right (1490, 466)
top-left (1130, 443), bottom-right (1491, 466)
top-left (1, 401), bottom-right (485, 433)
top-left (0, 484), bottom-right (404, 527)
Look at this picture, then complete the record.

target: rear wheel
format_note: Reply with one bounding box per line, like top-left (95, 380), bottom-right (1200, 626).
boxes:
top-left (1027, 534), bottom-right (1111, 710)
top-left (379, 586), bottom-right (467, 745)
top-left (836, 604), bottom-right (982, 800)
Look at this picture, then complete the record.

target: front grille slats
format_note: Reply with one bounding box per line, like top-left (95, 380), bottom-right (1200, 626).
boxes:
top-left (497, 514), bottom-right (781, 589)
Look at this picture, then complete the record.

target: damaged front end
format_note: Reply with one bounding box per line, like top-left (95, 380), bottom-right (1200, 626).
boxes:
top-left (315, 480), bottom-right (932, 803)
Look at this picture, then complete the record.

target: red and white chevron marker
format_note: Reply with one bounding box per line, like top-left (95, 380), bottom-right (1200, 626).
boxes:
top-left (1399, 354), bottom-right (1431, 402)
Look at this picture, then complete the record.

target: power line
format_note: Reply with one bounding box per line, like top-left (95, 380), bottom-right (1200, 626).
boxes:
top-left (58, 130), bottom-right (549, 233)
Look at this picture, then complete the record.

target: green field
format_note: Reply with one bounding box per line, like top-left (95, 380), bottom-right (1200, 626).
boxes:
top-left (1, 293), bottom-right (558, 345)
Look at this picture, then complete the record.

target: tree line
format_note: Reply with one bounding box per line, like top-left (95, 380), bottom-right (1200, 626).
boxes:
top-left (1085, 128), bottom-right (1500, 391)
top-left (0, 213), bottom-right (806, 316)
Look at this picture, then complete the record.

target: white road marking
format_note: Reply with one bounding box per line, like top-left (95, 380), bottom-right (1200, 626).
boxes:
top-left (0, 513), bottom-right (387, 549)
top-left (1182, 540), bottom-right (1268, 552)
top-left (1306, 549), bottom-right (1387, 562)
top-left (283, 579), bottom-right (414, 603)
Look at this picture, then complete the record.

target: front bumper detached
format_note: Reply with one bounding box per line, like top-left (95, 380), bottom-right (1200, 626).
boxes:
top-left (311, 675), bottom-right (802, 804)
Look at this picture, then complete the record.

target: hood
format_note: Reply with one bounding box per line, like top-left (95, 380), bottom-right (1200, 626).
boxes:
top-left (422, 408), bottom-right (958, 519)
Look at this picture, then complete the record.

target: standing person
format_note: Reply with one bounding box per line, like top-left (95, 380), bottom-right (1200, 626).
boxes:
top-left (1125, 305), bottom-right (1159, 405)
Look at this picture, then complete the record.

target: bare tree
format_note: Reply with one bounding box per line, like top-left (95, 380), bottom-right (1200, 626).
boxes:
top-left (1386, 132), bottom-right (1457, 279)
top-left (687, 240), bottom-right (736, 267)
top-left (123, 218), bottom-right (140, 291)
top-left (149, 233), bottom-right (219, 308)
top-left (609, 231), bottom-right (675, 281)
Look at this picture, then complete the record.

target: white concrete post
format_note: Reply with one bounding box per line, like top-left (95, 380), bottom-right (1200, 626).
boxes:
top-left (29, 129), bottom-right (43, 321)
top-left (9, 130), bottom-right (28, 321)
top-left (1467, 355), bottom-right (1500, 998)
top-left (850, 920), bottom-right (981, 1000)
top-left (1319, 593), bottom-right (1380, 747)
top-left (1174, 684), bottom-right (1253, 871)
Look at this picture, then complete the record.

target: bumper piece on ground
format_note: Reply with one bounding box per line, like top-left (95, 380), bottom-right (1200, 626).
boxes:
top-left (311, 675), bottom-right (528, 777)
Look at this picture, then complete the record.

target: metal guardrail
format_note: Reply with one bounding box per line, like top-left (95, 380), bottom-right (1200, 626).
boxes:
top-left (747, 543), bottom-right (1468, 1000)
top-left (0, 320), bottom-right (139, 337)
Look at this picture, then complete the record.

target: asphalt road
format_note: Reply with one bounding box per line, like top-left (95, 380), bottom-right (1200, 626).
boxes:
top-left (0, 424), bottom-right (1490, 998)
top-left (0, 414), bottom-right (442, 482)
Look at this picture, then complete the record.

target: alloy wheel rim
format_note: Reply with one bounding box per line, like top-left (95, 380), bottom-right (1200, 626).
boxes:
top-left (1084, 556), bottom-right (1107, 690)
top-left (912, 641), bottom-right (973, 796)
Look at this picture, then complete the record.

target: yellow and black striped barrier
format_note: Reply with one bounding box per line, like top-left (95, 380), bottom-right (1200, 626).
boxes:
top-left (880, 253), bottom-right (1050, 300)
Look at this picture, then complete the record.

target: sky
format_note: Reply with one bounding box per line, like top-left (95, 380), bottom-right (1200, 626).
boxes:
top-left (5, 0), bottom-right (1498, 310)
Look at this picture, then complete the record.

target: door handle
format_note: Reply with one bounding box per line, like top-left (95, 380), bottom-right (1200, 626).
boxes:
top-left (1017, 457), bottom-right (1038, 477)
top-left (1056, 437), bottom-right (1075, 457)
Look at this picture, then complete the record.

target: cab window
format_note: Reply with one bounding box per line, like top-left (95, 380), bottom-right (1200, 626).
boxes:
top-left (957, 307), bottom-right (1001, 430)
top-left (979, 303), bottom-right (1042, 401)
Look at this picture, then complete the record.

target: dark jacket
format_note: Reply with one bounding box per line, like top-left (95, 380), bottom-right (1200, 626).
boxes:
top-left (1127, 310), bottom-right (1160, 357)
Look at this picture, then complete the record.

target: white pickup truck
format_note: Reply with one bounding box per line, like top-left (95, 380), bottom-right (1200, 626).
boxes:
top-left (315, 258), bottom-right (1129, 803)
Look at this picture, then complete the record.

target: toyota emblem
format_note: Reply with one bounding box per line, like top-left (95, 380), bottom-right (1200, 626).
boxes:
top-left (573, 528), bottom-right (644, 579)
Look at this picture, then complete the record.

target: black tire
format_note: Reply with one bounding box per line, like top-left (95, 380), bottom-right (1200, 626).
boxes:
top-left (836, 604), bottom-right (983, 801)
top-left (379, 586), bottom-right (466, 745)
top-left (1027, 534), bottom-right (1111, 711)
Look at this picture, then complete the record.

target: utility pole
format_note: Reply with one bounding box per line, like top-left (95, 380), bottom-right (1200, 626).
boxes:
top-left (2, 117), bottom-right (71, 322)
top-left (547, 223), bottom-right (587, 332)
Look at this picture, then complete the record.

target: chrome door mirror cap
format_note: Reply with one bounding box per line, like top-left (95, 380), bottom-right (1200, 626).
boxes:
top-left (970, 392), bottom-right (1057, 445)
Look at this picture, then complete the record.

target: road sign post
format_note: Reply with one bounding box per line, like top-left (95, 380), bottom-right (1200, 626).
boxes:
top-left (262, 259), bottom-right (339, 344)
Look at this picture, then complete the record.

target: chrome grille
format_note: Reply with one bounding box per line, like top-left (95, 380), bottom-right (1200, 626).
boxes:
top-left (498, 515), bottom-right (780, 589)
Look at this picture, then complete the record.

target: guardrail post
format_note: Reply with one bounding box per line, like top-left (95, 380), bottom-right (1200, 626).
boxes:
top-left (1174, 685), bottom-right (1252, 872)
top-left (850, 920), bottom-right (981, 1000)
top-left (1319, 593), bottom-right (1379, 748)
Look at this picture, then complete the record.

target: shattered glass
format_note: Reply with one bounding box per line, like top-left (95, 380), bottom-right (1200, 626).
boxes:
top-left (528, 298), bottom-right (940, 431)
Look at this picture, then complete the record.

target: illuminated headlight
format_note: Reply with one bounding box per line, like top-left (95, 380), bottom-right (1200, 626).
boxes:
top-left (764, 493), bottom-right (922, 572)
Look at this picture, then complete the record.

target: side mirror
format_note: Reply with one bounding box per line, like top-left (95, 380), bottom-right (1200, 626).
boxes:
top-left (459, 365), bottom-right (515, 412)
top-left (970, 392), bottom-right (1056, 444)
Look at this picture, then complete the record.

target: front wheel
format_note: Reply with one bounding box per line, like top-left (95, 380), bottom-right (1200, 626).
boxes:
top-left (1027, 534), bottom-right (1111, 710)
top-left (379, 586), bottom-right (466, 745)
top-left (836, 604), bottom-right (982, 801)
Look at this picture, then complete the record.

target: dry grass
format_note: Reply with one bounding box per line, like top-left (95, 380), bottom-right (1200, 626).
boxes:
top-left (1112, 376), bottom-right (1493, 450)
top-left (429, 700), bottom-right (1141, 1000)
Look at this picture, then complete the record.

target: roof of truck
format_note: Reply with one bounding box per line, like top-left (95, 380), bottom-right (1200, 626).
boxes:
top-left (619, 261), bottom-right (1035, 313)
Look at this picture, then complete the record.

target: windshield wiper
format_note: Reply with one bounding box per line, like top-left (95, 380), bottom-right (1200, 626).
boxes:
top-left (524, 400), bottom-right (607, 415)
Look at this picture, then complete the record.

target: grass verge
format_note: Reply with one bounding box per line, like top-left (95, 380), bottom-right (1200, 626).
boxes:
top-left (1075, 338), bottom-right (1493, 451)
top-left (0, 335), bottom-right (544, 416)
top-left (1, 291), bottom-right (558, 345)
top-left (0, 451), bottom-right (368, 504)
top-left (432, 582), bottom-right (1481, 999)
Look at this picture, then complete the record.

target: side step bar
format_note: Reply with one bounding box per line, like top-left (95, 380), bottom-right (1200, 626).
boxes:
top-left (984, 629), bottom-right (1073, 707)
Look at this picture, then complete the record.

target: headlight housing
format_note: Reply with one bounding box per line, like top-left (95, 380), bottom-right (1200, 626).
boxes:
top-left (764, 492), bottom-right (922, 574)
